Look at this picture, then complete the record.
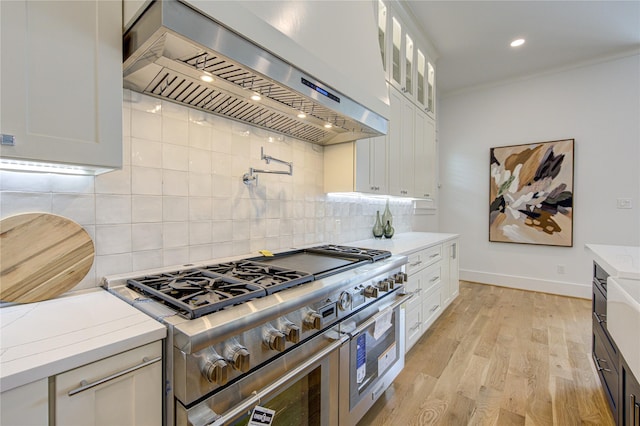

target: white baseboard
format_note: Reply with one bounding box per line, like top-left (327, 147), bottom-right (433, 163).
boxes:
top-left (460, 269), bottom-right (591, 299)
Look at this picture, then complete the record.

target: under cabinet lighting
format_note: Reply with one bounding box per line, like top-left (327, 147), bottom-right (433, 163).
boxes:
top-left (510, 38), bottom-right (525, 47)
top-left (0, 159), bottom-right (114, 175)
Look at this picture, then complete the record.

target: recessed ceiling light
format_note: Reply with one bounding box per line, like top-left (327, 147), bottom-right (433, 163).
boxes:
top-left (200, 73), bottom-right (214, 83)
top-left (510, 38), bottom-right (525, 47)
top-left (324, 123), bottom-right (333, 129)
top-left (250, 93), bottom-right (261, 101)
top-left (297, 112), bottom-right (306, 118)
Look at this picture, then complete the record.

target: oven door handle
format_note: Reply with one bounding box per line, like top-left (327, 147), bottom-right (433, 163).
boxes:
top-left (349, 293), bottom-right (413, 338)
top-left (209, 333), bottom-right (349, 426)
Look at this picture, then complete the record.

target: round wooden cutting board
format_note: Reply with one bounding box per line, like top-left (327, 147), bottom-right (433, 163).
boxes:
top-left (0, 213), bottom-right (95, 304)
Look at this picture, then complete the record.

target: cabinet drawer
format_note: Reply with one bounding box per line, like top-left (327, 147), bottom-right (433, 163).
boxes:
top-left (406, 245), bottom-right (442, 275)
top-left (422, 263), bottom-right (442, 294)
top-left (422, 286), bottom-right (442, 329)
top-left (56, 341), bottom-right (162, 426)
top-left (405, 273), bottom-right (420, 294)
top-left (593, 326), bottom-right (619, 415)
top-left (405, 303), bottom-right (422, 352)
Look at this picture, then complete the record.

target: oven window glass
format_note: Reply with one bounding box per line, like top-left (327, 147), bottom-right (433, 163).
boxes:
top-left (232, 367), bottom-right (321, 426)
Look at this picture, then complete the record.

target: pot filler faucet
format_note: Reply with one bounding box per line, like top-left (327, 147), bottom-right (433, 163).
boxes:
top-left (243, 146), bottom-right (293, 185)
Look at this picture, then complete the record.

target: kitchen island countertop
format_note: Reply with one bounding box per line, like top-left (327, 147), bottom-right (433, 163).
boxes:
top-left (0, 289), bottom-right (166, 392)
top-left (349, 232), bottom-right (459, 256)
top-left (585, 244), bottom-right (640, 280)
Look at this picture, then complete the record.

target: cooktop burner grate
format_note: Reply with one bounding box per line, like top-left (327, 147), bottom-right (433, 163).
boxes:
top-left (127, 263), bottom-right (314, 318)
top-left (125, 245), bottom-right (391, 318)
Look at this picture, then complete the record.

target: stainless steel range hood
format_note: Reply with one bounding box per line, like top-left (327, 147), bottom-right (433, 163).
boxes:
top-left (123, 0), bottom-right (388, 145)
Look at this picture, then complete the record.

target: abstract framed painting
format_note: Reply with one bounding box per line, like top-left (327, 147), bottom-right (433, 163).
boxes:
top-left (489, 139), bottom-right (574, 247)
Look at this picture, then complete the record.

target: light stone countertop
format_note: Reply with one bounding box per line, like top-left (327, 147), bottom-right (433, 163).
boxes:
top-left (348, 232), bottom-right (459, 256)
top-left (585, 244), bottom-right (640, 280)
top-left (0, 289), bottom-right (166, 392)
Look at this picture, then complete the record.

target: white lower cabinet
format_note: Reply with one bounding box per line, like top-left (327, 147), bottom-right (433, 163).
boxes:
top-left (404, 238), bottom-right (459, 353)
top-left (55, 341), bottom-right (162, 426)
top-left (0, 378), bottom-right (48, 425)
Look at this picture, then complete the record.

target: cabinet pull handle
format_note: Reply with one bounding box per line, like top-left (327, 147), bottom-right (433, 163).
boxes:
top-left (429, 304), bottom-right (440, 313)
top-left (429, 276), bottom-right (440, 283)
top-left (410, 322), bottom-right (421, 331)
top-left (68, 356), bottom-right (161, 396)
top-left (410, 260), bottom-right (423, 267)
top-left (593, 357), bottom-right (611, 373)
top-left (429, 253), bottom-right (439, 259)
top-left (632, 394), bottom-right (639, 426)
top-left (593, 311), bottom-right (606, 324)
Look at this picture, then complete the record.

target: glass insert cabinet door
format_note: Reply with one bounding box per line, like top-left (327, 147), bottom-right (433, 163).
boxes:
top-left (377, 0), bottom-right (387, 71)
top-left (405, 34), bottom-right (414, 96)
top-left (391, 16), bottom-right (402, 86)
top-left (417, 50), bottom-right (426, 106)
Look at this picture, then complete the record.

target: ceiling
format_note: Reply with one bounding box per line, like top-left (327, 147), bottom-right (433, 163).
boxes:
top-left (404, 1), bottom-right (640, 96)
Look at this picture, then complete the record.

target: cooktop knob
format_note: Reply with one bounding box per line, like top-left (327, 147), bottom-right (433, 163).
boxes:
top-left (386, 278), bottom-right (396, 289)
top-left (364, 285), bottom-right (379, 298)
top-left (338, 291), bottom-right (352, 311)
top-left (394, 273), bottom-right (406, 283)
top-left (202, 357), bottom-right (229, 385)
top-left (225, 346), bottom-right (250, 373)
top-left (304, 312), bottom-right (322, 330)
top-left (264, 328), bottom-right (286, 352)
top-left (377, 280), bottom-right (390, 292)
top-left (283, 323), bottom-right (301, 343)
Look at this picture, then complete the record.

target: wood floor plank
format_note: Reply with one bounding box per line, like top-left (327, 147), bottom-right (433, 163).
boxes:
top-left (358, 281), bottom-right (615, 426)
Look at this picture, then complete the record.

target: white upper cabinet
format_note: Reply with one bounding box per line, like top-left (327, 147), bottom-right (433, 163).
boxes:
top-left (414, 110), bottom-right (436, 199)
top-left (0, 0), bottom-right (123, 174)
top-left (388, 86), bottom-right (415, 197)
top-left (377, 0), bottom-right (436, 117)
top-left (323, 134), bottom-right (388, 195)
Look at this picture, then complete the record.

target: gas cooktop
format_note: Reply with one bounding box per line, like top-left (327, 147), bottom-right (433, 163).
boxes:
top-left (126, 245), bottom-right (391, 319)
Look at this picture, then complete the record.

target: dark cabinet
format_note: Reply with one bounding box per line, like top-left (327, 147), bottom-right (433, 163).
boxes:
top-left (592, 262), bottom-right (620, 420)
top-left (621, 357), bottom-right (640, 426)
top-left (592, 261), bottom-right (640, 426)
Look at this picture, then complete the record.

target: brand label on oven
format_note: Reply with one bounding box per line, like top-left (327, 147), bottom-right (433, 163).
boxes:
top-left (249, 406), bottom-right (275, 426)
top-left (356, 334), bottom-right (366, 384)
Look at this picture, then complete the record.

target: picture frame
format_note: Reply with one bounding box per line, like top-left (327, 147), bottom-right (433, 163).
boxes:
top-left (489, 139), bottom-right (574, 247)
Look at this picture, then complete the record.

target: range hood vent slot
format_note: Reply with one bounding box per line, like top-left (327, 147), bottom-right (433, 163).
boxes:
top-left (123, 0), bottom-right (388, 145)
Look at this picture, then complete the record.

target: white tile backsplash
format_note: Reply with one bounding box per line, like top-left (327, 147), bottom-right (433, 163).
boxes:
top-left (132, 223), bottom-right (163, 251)
top-left (162, 196), bottom-right (189, 222)
top-left (0, 90), bottom-right (415, 292)
top-left (52, 194), bottom-right (95, 225)
top-left (96, 195), bottom-right (131, 224)
top-left (95, 224), bottom-right (132, 255)
top-left (131, 167), bottom-right (163, 195)
top-left (132, 195), bottom-right (163, 223)
top-left (95, 166), bottom-right (131, 195)
top-left (162, 170), bottom-right (189, 196)
top-left (162, 144), bottom-right (189, 171)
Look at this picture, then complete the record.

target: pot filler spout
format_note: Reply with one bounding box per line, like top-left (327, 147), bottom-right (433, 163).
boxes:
top-left (123, 0), bottom-right (388, 145)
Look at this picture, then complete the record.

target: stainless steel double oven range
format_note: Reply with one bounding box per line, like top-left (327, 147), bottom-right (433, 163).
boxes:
top-left (104, 245), bottom-right (410, 425)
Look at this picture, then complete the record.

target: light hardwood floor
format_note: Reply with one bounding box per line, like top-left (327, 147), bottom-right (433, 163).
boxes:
top-left (358, 281), bottom-right (614, 426)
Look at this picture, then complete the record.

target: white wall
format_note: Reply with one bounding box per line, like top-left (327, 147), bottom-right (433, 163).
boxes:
top-left (0, 90), bottom-right (414, 292)
top-left (438, 54), bottom-right (640, 298)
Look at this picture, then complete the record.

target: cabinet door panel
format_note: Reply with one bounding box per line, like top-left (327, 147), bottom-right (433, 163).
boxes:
top-left (414, 111), bottom-right (436, 199)
top-left (0, 379), bottom-right (48, 425)
top-left (0, 0), bottom-right (122, 170)
top-left (56, 342), bottom-right (162, 426)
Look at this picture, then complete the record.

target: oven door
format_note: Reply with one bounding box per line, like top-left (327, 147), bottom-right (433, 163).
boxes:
top-left (338, 292), bottom-right (411, 425)
top-left (178, 327), bottom-right (346, 426)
